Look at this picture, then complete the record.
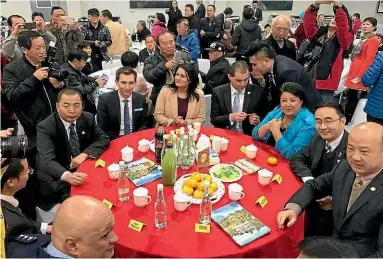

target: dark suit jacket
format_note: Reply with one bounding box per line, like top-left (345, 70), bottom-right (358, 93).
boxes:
top-left (288, 160), bottom-right (383, 257)
top-left (290, 131), bottom-right (348, 179)
top-left (131, 27), bottom-right (151, 42)
top-left (36, 112), bottom-right (110, 210)
top-left (200, 17), bottom-right (222, 48)
top-left (1, 200), bottom-right (40, 235)
top-left (262, 35), bottom-right (296, 61)
top-left (210, 83), bottom-right (263, 136)
top-left (216, 13), bottom-right (225, 31)
top-left (187, 14), bottom-right (200, 31)
top-left (6, 233), bottom-right (52, 258)
top-left (254, 8), bottom-right (263, 22)
top-left (203, 56), bottom-right (230, 95)
top-left (195, 3), bottom-right (206, 20)
top-left (97, 91), bottom-right (148, 140)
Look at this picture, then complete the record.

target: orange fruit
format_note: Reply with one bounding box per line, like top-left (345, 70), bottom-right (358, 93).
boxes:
top-left (201, 174), bottom-right (212, 183)
top-left (193, 190), bottom-right (204, 199)
top-left (184, 179), bottom-right (198, 188)
top-left (210, 182), bottom-right (218, 191)
top-left (196, 182), bottom-right (205, 191)
top-left (191, 172), bottom-right (201, 182)
top-left (267, 157), bottom-right (278, 165)
top-left (207, 187), bottom-right (215, 196)
top-left (183, 186), bottom-right (194, 196)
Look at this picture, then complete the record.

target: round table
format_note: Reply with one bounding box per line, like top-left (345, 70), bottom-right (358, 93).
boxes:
top-left (71, 127), bottom-right (304, 258)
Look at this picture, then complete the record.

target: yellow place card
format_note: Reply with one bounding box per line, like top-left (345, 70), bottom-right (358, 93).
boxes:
top-left (102, 199), bottom-right (113, 209)
top-left (255, 196), bottom-right (268, 208)
top-left (128, 219), bottom-right (145, 232)
top-left (240, 146), bottom-right (247, 153)
top-left (175, 129), bottom-right (181, 135)
top-left (195, 223), bottom-right (211, 233)
top-left (272, 174), bottom-right (283, 184)
top-left (95, 159), bottom-right (106, 168)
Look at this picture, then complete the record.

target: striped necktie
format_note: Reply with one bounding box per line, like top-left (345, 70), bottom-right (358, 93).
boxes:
top-left (69, 123), bottom-right (80, 157)
top-left (123, 100), bottom-right (131, 135)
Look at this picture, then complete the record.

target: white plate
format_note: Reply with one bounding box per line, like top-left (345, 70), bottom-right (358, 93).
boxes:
top-left (209, 164), bottom-right (243, 183)
top-left (150, 140), bottom-right (155, 152)
top-left (173, 174), bottom-right (225, 204)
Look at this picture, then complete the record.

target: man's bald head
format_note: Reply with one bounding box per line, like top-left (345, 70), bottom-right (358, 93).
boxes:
top-left (347, 122), bottom-right (383, 175)
top-left (52, 196), bottom-right (118, 258)
top-left (271, 15), bottom-right (291, 41)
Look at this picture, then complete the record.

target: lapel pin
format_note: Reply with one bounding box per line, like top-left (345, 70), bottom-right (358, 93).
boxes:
top-left (337, 160), bottom-right (341, 163)
top-left (371, 187), bottom-right (376, 192)
top-left (247, 92), bottom-right (251, 95)
top-left (82, 131), bottom-right (85, 135)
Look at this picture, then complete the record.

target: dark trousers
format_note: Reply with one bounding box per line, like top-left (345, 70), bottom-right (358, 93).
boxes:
top-left (367, 115), bottom-right (383, 126)
top-left (345, 89), bottom-right (367, 123)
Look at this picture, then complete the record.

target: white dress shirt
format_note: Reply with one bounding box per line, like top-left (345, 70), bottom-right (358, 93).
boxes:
top-left (1, 195), bottom-right (48, 234)
top-left (302, 131), bottom-right (345, 183)
top-left (229, 85), bottom-right (245, 125)
top-left (60, 119), bottom-right (76, 140)
top-left (119, 92), bottom-right (133, 136)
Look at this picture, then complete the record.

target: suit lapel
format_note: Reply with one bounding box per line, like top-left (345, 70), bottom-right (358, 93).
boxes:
top-left (112, 91), bottom-right (121, 127)
top-left (341, 171), bottom-right (383, 227)
top-left (186, 98), bottom-right (196, 120)
top-left (338, 170), bottom-right (355, 224)
top-left (242, 85), bottom-right (251, 113)
top-left (131, 93), bottom-right (140, 131)
top-left (76, 114), bottom-right (87, 149)
top-left (333, 132), bottom-right (348, 166)
top-left (1, 200), bottom-right (34, 225)
top-left (55, 113), bottom-right (71, 161)
top-left (312, 137), bottom-right (325, 169)
top-left (223, 85), bottom-right (232, 114)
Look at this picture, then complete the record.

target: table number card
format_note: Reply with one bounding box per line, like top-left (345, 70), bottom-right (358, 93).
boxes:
top-left (272, 174), bottom-right (283, 184)
top-left (102, 199), bottom-right (113, 209)
top-left (128, 219), bottom-right (145, 232)
top-left (197, 147), bottom-right (210, 168)
top-left (255, 196), bottom-right (268, 208)
top-left (95, 159), bottom-right (106, 168)
top-left (195, 223), bottom-right (211, 233)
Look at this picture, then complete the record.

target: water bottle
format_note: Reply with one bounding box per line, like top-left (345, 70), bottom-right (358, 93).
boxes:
top-left (188, 131), bottom-right (196, 167)
top-left (154, 184), bottom-right (167, 228)
top-left (199, 181), bottom-right (212, 225)
top-left (117, 161), bottom-right (130, 201)
top-left (179, 135), bottom-right (190, 170)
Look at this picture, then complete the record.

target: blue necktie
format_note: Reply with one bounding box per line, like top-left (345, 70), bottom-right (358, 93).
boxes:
top-left (69, 123), bottom-right (80, 157)
top-left (232, 91), bottom-right (241, 131)
top-left (123, 100), bottom-right (131, 135)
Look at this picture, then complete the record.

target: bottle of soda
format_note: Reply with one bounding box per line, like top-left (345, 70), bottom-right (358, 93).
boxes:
top-left (154, 125), bottom-right (166, 163)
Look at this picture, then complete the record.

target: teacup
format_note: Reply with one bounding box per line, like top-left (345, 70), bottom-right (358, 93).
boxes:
top-left (246, 144), bottom-right (258, 159)
top-left (174, 193), bottom-right (192, 212)
top-left (228, 183), bottom-right (245, 201)
top-left (121, 146), bottom-right (134, 162)
top-left (220, 138), bottom-right (229, 152)
top-left (193, 122), bottom-right (201, 132)
top-left (107, 163), bottom-right (120, 180)
top-left (258, 169), bottom-right (273, 186)
top-left (212, 136), bottom-right (222, 154)
top-left (138, 139), bottom-right (150, 153)
top-left (133, 187), bottom-right (152, 207)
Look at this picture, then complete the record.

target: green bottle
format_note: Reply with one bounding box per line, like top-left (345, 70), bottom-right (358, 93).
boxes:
top-left (161, 142), bottom-right (177, 186)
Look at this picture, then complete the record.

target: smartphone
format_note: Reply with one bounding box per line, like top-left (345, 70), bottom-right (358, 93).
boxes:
top-left (101, 74), bottom-right (109, 80)
top-left (63, 16), bottom-right (75, 25)
top-left (174, 51), bottom-right (183, 62)
top-left (23, 22), bottom-right (36, 30)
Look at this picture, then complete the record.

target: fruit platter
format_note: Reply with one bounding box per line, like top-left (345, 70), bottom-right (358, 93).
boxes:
top-left (174, 172), bottom-right (225, 204)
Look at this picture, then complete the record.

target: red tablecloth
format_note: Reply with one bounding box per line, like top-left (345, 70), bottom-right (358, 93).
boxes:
top-left (71, 127), bottom-right (304, 258)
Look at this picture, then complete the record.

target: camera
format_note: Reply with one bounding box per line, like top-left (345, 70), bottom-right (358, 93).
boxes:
top-left (42, 42), bottom-right (69, 81)
top-left (1, 135), bottom-right (28, 158)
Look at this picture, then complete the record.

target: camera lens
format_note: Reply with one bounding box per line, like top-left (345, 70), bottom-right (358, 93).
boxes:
top-left (1, 135), bottom-right (28, 158)
top-left (50, 69), bottom-right (69, 81)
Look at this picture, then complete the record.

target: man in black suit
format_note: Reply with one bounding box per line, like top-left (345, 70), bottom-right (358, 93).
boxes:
top-left (216, 7), bottom-right (233, 32)
top-left (290, 102), bottom-right (348, 237)
top-left (185, 4), bottom-right (200, 31)
top-left (131, 20), bottom-right (151, 42)
top-left (247, 41), bottom-right (321, 119)
top-left (211, 61), bottom-right (263, 136)
top-left (278, 122), bottom-right (383, 258)
top-left (262, 15), bottom-right (296, 61)
top-left (252, 1), bottom-right (263, 24)
top-left (195, 0), bottom-right (206, 20)
top-left (36, 88), bottom-right (110, 211)
top-left (200, 4), bottom-right (221, 58)
top-left (97, 67), bottom-right (148, 140)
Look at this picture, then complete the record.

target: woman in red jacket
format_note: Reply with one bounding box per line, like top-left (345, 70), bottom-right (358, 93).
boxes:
top-left (345, 17), bottom-right (379, 122)
top-left (303, 0), bottom-right (353, 101)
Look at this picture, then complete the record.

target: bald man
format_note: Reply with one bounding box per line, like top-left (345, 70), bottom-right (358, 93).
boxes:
top-left (262, 15), bottom-right (296, 60)
top-left (6, 196), bottom-right (118, 258)
top-left (277, 122), bottom-right (383, 257)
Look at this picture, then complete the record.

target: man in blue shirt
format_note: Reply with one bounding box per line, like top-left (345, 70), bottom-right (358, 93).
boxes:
top-left (176, 18), bottom-right (200, 64)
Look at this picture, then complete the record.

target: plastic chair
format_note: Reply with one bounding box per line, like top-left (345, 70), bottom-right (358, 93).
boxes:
top-left (346, 98), bottom-right (367, 132)
top-left (198, 59), bottom-right (210, 74)
top-left (35, 204), bottom-right (60, 223)
top-left (203, 94), bottom-right (213, 127)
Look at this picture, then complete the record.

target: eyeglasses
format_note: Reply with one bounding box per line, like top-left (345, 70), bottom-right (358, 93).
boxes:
top-left (315, 118), bottom-right (343, 126)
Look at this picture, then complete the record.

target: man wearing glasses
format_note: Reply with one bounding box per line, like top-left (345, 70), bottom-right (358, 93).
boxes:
top-left (1, 158), bottom-right (52, 235)
top-left (290, 101), bottom-right (348, 237)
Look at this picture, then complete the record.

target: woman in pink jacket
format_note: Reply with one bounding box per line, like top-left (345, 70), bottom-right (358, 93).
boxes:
top-left (152, 13), bottom-right (168, 39)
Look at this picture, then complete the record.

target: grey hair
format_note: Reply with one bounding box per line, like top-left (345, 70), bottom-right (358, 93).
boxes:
top-left (138, 20), bottom-right (146, 28)
top-left (223, 20), bottom-right (233, 30)
top-left (271, 15), bottom-right (292, 28)
top-left (177, 18), bottom-right (189, 27)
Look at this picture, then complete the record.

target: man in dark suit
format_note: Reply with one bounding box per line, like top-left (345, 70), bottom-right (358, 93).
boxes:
top-left (200, 5), bottom-right (222, 58)
top-left (262, 15), bottom-right (296, 61)
top-left (278, 122), bottom-right (383, 258)
top-left (216, 7), bottom-right (233, 32)
top-left (247, 40), bottom-right (321, 119)
top-left (195, 0), bottom-right (206, 20)
top-left (185, 4), bottom-right (200, 31)
top-left (211, 61), bottom-right (263, 136)
top-left (97, 67), bottom-right (148, 140)
top-left (252, 1), bottom-right (263, 24)
top-left (290, 102), bottom-right (348, 237)
top-left (36, 88), bottom-right (110, 211)
top-left (131, 20), bottom-right (151, 42)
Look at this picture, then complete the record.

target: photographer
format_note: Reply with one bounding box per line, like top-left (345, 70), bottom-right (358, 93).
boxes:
top-left (31, 12), bottom-right (57, 49)
top-left (61, 49), bottom-right (106, 114)
top-left (299, 0), bottom-right (353, 101)
top-left (3, 31), bottom-right (65, 169)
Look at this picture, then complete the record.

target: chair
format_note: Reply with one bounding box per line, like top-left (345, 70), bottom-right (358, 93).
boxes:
top-left (203, 94), bottom-right (213, 127)
top-left (198, 59), bottom-right (210, 74)
top-left (35, 204), bottom-right (60, 223)
top-left (345, 98), bottom-right (367, 132)
top-left (226, 57), bottom-right (236, 65)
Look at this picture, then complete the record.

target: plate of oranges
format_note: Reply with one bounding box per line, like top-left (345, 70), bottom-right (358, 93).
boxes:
top-left (174, 172), bottom-right (225, 204)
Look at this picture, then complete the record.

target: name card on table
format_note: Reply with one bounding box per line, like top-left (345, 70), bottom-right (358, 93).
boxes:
top-left (195, 223), bottom-right (211, 233)
top-left (272, 174), bottom-right (283, 184)
top-left (240, 146), bottom-right (247, 153)
top-left (95, 159), bottom-right (106, 168)
top-left (128, 219), bottom-right (145, 232)
top-left (255, 196), bottom-right (268, 208)
top-left (102, 199), bottom-right (113, 209)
